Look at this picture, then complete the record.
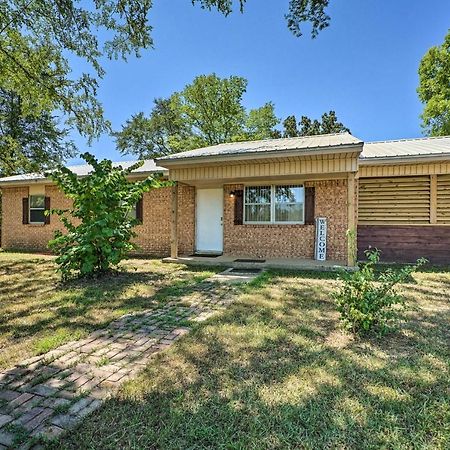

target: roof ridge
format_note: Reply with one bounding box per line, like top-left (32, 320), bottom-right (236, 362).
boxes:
top-left (366, 135), bottom-right (450, 145)
top-left (201, 132), bottom-right (354, 148)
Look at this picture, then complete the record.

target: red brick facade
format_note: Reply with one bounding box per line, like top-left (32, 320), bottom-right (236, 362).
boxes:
top-left (223, 180), bottom-right (348, 263)
top-left (2, 180), bottom-right (348, 263)
top-left (1, 185), bottom-right (195, 257)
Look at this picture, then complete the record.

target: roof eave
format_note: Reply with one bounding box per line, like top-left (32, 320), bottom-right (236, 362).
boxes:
top-left (0, 170), bottom-right (168, 187)
top-left (359, 153), bottom-right (450, 165)
top-left (157, 143), bottom-right (363, 167)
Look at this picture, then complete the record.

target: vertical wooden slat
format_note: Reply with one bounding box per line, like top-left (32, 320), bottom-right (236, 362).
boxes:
top-left (304, 187), bottom-right (315, 225)
top-left (170, 183), bottom-right (179, 258)
top-left (22, 198), bottom-right (29, 225)
top-left (430, 174), bottom-right (437, 224)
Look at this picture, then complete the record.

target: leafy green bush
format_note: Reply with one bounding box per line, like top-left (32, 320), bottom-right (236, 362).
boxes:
top-left (333, 249), bottom-right (427, 334)
top-left (47, 153), bottom-right (162, 280)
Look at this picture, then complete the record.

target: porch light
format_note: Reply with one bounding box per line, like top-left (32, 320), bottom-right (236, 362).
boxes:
top-left (229, 191), bottom-right (236, 198)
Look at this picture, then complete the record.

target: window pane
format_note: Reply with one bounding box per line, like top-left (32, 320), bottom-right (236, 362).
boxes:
top-left (275, 186), bottom-right (303, 203)
top-left (127, 206), bottom-right (137, 220)
top-left (30, 209), bottom-right (45, 223)
top-left (30, 195), bottom-right (45, 208)
top-left (245, 186), bottom-right (271, 204)
top-left (275, 203), bottom-right (303, 222)
top-left (245, 205), bottom-right (271, 222)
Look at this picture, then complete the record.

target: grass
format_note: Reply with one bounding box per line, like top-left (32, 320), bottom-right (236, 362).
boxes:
top-left (0, 252), bottom-right (217, 369)
top-left (1, 252), bottom-right (448, 448)
top-left (46, 265), bottom-right (449, 449)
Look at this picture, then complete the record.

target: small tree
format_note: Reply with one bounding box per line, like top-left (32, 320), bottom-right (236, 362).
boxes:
top-left (47, 153), bottom-right (162, 280)
top-left (333, 249), bottom-right (427, 335)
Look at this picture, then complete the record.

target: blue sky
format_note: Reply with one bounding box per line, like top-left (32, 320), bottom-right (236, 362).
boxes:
top-left (70, 0), bottom-right (450, 164)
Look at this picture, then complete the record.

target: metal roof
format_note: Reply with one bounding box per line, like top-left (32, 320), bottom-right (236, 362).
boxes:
top-left (157, 133), bottom-right (363, 162)
top-left (2, 135), bottom-right (450, 186)
top-left (0, 160), bottom-right (167, 184)
top-left (361, 135), bottom-right (450, 160)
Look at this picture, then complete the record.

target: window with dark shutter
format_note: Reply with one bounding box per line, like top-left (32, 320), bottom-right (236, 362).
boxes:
top-left (233, 190), bottom-right (243, 225)
top-left (304, 187), bottom-right (315, 225)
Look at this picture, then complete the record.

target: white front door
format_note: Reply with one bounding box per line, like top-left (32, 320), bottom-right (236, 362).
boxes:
top-left (196, 188), bottom-right (223, 254)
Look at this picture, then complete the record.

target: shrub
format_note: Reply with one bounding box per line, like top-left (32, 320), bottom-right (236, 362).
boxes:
top-left (333, 249), bottom-right (427, 334)
top-left (47, 152), bottom-right (162, 280)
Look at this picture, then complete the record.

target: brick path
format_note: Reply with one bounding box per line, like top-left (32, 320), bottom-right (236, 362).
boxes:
top-left (0, 280), bottom-right (237, 449)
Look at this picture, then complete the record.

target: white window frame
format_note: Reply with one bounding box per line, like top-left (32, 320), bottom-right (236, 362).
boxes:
top-left (29, 195), bottom-right (46, 224)
top-left (243, 184), bottom-right (305, 225)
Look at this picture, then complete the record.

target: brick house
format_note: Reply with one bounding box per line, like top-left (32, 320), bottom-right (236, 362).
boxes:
top-left (1, 133), bottom-right (450, 266)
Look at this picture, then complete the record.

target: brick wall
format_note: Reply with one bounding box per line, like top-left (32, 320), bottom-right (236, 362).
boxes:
top-left (1, 184), bottom-right (195, 257)
top-left (223, 179), bottom-right (348, 263)
top-left (133, 184), bottom-right (195, 256)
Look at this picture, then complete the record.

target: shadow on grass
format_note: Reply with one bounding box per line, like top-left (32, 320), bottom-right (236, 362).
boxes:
top-left (49, 270), bottom-right (450, 450)
top-left (0, 255), bottom-right (222, 368)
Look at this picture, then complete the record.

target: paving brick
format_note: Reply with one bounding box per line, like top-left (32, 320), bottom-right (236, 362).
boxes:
top-left (28, 384), bottom-right (59, 397)
top-left (67, 398), bottom-right (93, 416)
top-left (14, 407), bottom-right (45, 426)
top-left (31, 424), bottom-right (65, 440)
top-left (0, 390), bottom-right (20, 402)
top-left (0, 415), bottom-right (13, 429)
top-left (22, 408), bottom-right (54, 432)
top-left (50, 413), bottom-right (80, 430)
top-left (0, 430), bottom-right (14, 447)
top-left (8, 393), bottom-right (34, 409)
top-left (0, 276), bottom-right (238, 448)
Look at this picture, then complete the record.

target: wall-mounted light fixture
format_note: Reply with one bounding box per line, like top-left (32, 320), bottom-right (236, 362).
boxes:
top-left (229, 190), bottom-right (236, 198)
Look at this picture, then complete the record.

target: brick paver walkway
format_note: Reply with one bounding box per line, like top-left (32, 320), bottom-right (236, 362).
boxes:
top-left (0, 280), bottom-right (238, 449)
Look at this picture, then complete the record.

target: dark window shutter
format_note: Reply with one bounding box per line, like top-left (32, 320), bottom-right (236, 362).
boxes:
top-left (22, 198), bottom-right (29, 224)
top-left (44, 197), bottom-right (51, 225)
top-left (234, 190), bottom-right (244, 225)
top-left (136, 197), bottom-right (143, 224)
top-left (304, 187), bottom-right (315, 225)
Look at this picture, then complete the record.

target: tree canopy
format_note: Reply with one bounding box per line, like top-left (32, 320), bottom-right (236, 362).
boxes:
top-left (282, 111), bottom-right (350, 137)
top-left (1, 1), bottom-right (331, 143)
top-left (418, 30), bottom-right (450, 136)
top-left (0, 88), bottom-right (76, 177)
top-left (115, 74), bottom-right (280, 158)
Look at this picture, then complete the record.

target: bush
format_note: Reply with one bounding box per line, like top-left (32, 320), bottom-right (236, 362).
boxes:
top-left (47, 153), bottom-right (162, 280)
top-left (333, 249), bottom-right (427, 334)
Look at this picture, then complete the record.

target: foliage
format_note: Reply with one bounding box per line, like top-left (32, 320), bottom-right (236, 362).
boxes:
top-left (194, 0), bottom-right (331, 37)
top-left (1, 1), bottom-right (331, 144)
top-left (115, 74), bottom-right (280, 158)
top-left (418, 30), bottom-right (450, 136)
top-left (282, 110), bottom-right (350, 137)
top-left (47, 153), bottom-right (162, 280)
top-left (333, 249), bottom-right (427, 334)
top-left (0, 88), bottom-right (76, 177)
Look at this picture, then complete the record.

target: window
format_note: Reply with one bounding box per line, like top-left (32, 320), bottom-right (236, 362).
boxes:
top-left (29, 195), bottom-right (45, 223)
top-left (126, 204), bottom-right (137, 220)
top-left (244, 185), bottom-right (304, 224)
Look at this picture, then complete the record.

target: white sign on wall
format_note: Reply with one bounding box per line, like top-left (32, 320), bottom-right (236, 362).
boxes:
top-left (314, 217), bottom-right (327, 261)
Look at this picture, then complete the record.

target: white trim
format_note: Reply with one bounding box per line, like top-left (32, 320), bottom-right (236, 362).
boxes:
top-left (243, 184), bottom-right (305, 225)
top-left (29, 195), bottom-right (45, 224)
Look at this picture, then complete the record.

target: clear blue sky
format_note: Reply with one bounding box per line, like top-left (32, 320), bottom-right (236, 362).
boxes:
top-left (69, 0), bottom-right (450, 164)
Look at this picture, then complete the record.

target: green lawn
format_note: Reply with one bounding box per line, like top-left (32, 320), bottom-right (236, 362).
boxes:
top-left (0, 252), bottom-right (216, 369)
top-left (0, 253), bottom-right (448, 449)
top-left (51, 264), bottom-right (448, 449)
